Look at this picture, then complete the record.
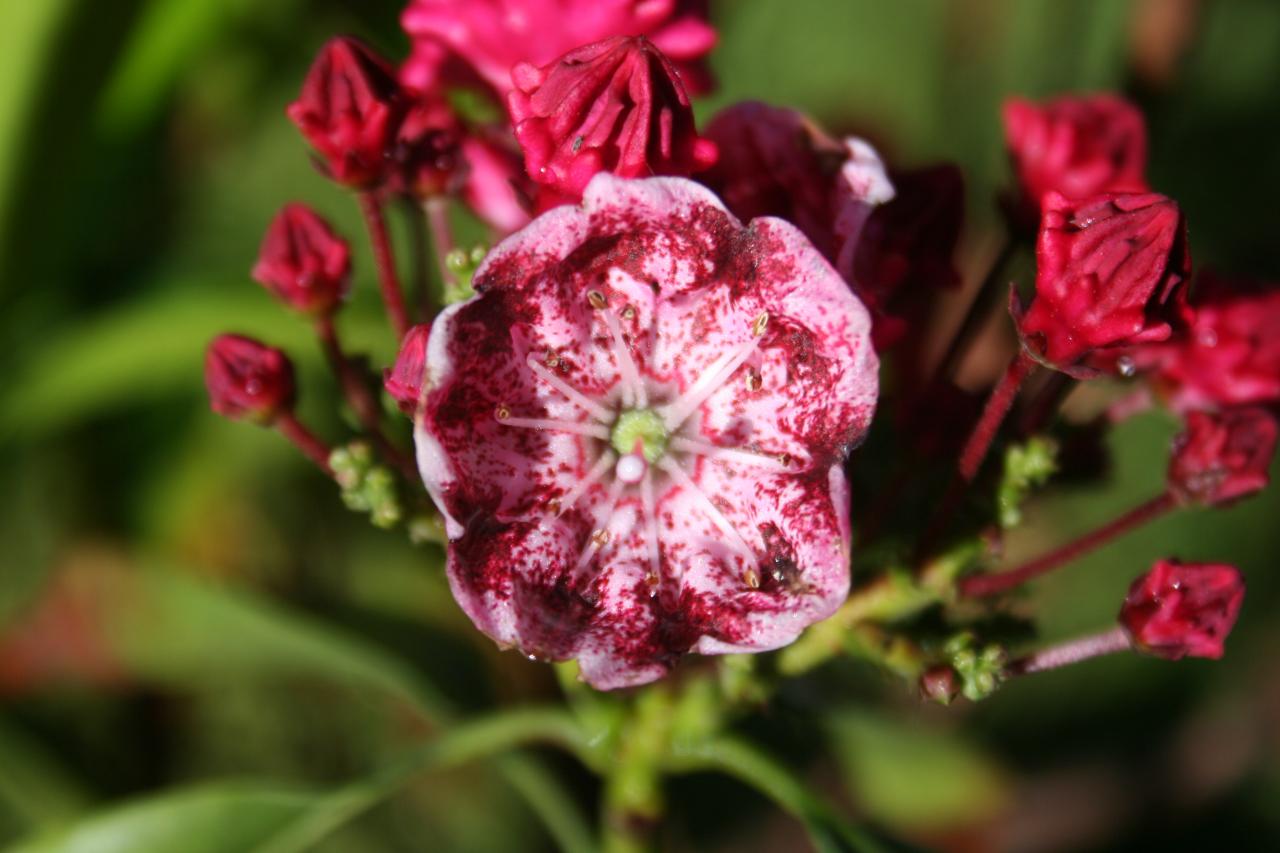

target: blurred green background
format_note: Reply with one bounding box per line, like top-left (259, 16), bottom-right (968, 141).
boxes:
top-left (1, 1), bottom-right (1278, 851)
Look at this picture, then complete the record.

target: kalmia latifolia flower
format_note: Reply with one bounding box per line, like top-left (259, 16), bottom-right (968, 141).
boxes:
top-left (1138, 274), bottom-right (1280, 412)
top-left (251, 204), bottom-right (351, 315)
top-left (1167, 408), bottom-right (1278, 508)
top-left (459, 136), bottom-right (535, 234)
top-left (385, 324), bottom-right (432, 416)
top-left (205, 335), bottom-right (295, 424)
top-left (1120, 559), bottom-right (1245, 660)
top-left (412, 174), bottom-right (878, 688)
top-left (400, 0), bottom-right (716, 97)
top-left (287, 37), bottom-right (405, 188)
top-left (507, 36), bottom-right (718, 207)
top-left (700, 102), bottom-right (894, 267)
top-left (1003, 94), bottom-right (1148, 218)
top-left (1013, 191), bottom-right (1190, 375)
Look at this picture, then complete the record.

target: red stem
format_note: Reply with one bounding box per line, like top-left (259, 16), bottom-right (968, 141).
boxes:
top-left (358, 192), bottom-right (411, 339)
top-left (1017, 371), bottom-right (1073, 435)
top-left (958, 350), bottom-right (1036, 482)
top-left (315, 316), bottom-right (418, 483)
top-left (959, 492), bottom-right (1176, 598)
top-left (275, 412), bottom-right (333, 475)
top-left (425, 196), bottom-right (458, 294)
top-left (1005, 626), bottom-right (1132, 676)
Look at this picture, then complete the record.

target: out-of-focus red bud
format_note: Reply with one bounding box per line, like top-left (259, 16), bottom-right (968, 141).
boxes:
top-left (507, 36), bottom-right (717, 204)
top-left (287, 37), bottom-right (405, 188)
top-left (205, 334), bottom-right (295, 424)
top-left (459, 135), bottom-right (534, 234)
top-left (251, 204), bottom-right (351, 315)
top-left (1120, 559), bottom-right (1245, 660)
top-left (919, 665), bottom-right (961, 705)
top-left (384, 324), bottom-right (431, 416)
top-left (1014, 191), bottom-right (1191, 374)
top-left (391, 95), bottom-right (466, 199)
top-left (1003, 93), bottom-right (1148, 227)
top-left (1168, 408), bottom-right (1277, 507)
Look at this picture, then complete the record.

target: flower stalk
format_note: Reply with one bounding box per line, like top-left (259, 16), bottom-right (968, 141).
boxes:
top-left (1004, 626), bottom-right (1132, 676)
top-left (275, 412), bottom-right (334, 475)
top-left (358, 191), bottom-right (412, 339)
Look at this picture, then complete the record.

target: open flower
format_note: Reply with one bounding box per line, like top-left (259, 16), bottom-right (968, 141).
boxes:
top-left (1167, 407), bottom-right (1277, 508)
top-left (508, 36), bottom-right (718, 207)
top-left (1013, 191), bottom-right (1190, 375)
top-left (401, 0), bottom-right (716, 97)
top-left (1120, 559), bottom-right (1245, 660)
top-left (412, 174), bottom-right (878, 688)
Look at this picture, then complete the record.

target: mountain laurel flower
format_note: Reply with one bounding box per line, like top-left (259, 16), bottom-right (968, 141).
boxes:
top-left (400, 0), bottom-right (716, 97)
top-left (459, 136), bottom-right (534, 234)
top-left (205, 335), bottom-right (295, 424)
top-left (411, 174), bottom-right (878, 689)
top-left (1120, 559), bottom-right (1245, 660)
top-left (1138, 274), bottom-right (1280, 412)
top-left (1013, 191), bottom-right (1191, 375)
top-left (251, 204), bottom-right (351, 315)
top-left (1168, 408), bottom-right (1277, 508)
top-left (507, 36), bottom-right (718, 206)
top-left (390, 96), bottom-right (465, 199)
top-left (287, 37), bottom-right (405, 188)
top-left (1003, 93), bottom-right (1148, 221)
top-left (385, 324), bottom-right (432, 416)
top-left (700, 102), bottom-right (894, 271)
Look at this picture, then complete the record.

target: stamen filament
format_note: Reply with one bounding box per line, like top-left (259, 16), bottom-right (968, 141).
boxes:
top-left (669, 436), bottom-right (795, 471)
top-left (525, 354), bottom-right (614, 422)
top-left (658, 457), bottom-right (757, 564)
top-left (556, 450), bottom-right (617, 516)
top-left (499, 415), bottom-right (610, 441)
top-left (602, 309), bottom-right (648, 408)
top-left (573, 476), bottom-right (626, 575)
top-left (640, 468), bottom-right (663, 582)
top-left (659, 334), bottom-right (761, 431)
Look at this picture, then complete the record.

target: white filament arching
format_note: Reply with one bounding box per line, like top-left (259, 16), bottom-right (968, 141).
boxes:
top-left (499, 416), bottom-right (610, 441)
top-left (640, 467), bottom-right (663, 582)
top-left (573, 475), bottom-right (626, 576)
top-left (526, 354), bottom-right (614, 423)
top-left (669, 436), bottom-right (794, 471)
top-left (556, 450), bottom-right (617, 517)
top-left (658, 334), bottom-right (761, 431)
top-left (658, 456), bottom-right (757, 564)
top-left (601, 309), bottom-right (648, 408)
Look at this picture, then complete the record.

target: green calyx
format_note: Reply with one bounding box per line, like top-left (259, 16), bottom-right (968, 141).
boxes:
top-left (610, 408), bottom-right (668, 463)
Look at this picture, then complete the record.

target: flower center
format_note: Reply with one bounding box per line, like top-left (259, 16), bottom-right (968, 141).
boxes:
top-left (610, 408), bottom-right (668, 463)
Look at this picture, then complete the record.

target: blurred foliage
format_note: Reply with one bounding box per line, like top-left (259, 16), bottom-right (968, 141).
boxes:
top-left (1, 1), bottom-right (1279, 851)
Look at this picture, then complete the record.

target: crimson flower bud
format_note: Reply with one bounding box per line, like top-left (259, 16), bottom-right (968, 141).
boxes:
top-left (507, 36), bottom-right (718, 203)
top-left (205, 335), bottom-right (295, 424)
top-left (251, 204), bottom-right (351, 315)
top-left (1003, 94), bottom-right (1147, 222)
top-left (384, 324), bottom-right (430, 415)
top-left (390, 95), bottom-right (465, 199)
top-left (1137, 273), bottom-right (1280, 412)
top-left (1168, 408), bottom-right (1277, 507)
top-left (1013, 191), bottom-right (1191, 374)
top-left (1119, 559), bottom-right (1245, 660)
top-left (919, 664), bottom-right (961, 705)
top-left (287, 37), bottom-right (405, 188)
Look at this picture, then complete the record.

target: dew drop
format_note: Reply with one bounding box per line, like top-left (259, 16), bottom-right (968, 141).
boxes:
top-left (1116, 356), bottom-right (1136, 377)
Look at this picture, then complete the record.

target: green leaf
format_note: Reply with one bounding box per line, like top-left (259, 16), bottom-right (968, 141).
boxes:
top-left (0, 718), bottom-right (92, 828)
top-left (827, 711), bottom-right (1009, 832)
top-left (96, 566), bottom-right (449, 721)
top-left (8, 784), bottom-right (314, 853)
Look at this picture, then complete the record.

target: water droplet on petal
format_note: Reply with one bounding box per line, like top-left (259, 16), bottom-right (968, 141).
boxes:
top-left (1116, 356), bottom-right (1136, 377)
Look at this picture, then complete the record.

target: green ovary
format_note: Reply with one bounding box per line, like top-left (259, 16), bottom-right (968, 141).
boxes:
top-left (610, 408), bottom-right (668, 463)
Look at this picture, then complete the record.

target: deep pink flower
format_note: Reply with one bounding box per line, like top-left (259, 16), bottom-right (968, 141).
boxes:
top-left (1119, 559), bottom-right (1245, 660)
top-left (251, 204), bottom-right (351, 315)
top-left (1168, 408), bottom-right (1277, 507)
top-left (385, 324), bottom-right (432, 416)
top-left (389, 95), bottom-right (465, 199)
top-left (400, 0), bottom-right (716, 97)
top-left (1013, 191), bottom-right (1190, 375)
top-left (205, 335), bottom-right (295, 424)
top-left (287, 37), bottom-right (405, 188)
top-left (507, 36), bottom-right (718, 205)
top-left (700, 102), bottom-right (894, 269)
top-left (412, 174), bottom-right (878, 688)
top-left (854, 164), bottom-right (965, 350)
top-left (459, 135), bottom-right (534, 234)
top-left (1138, 273), bottom-right (1280, 412)
top-left (1003, 94), bottom-right (1148, 219)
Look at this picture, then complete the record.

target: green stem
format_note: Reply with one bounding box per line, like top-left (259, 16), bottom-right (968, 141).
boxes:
top-left (667, 738), bottom-right (888, 853)
top-left (252, 708), bottom-right (593, 853)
